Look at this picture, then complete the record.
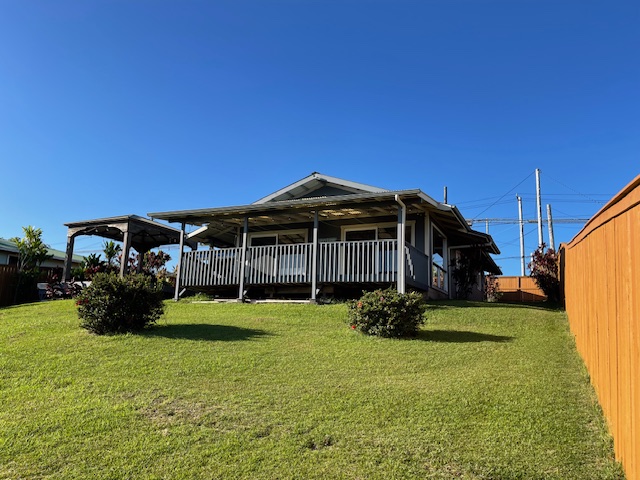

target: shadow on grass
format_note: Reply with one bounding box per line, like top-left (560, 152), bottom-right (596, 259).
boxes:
top-left (142, 323), bottom-right (272, 342)
top-left (426, 300), bottom-right (564, 311)
top-left (417, 329), bottom-right (514, 343)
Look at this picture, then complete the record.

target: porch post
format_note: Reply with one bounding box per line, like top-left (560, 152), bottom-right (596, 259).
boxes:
top-left (62, 232), bottom-right (76, 281)
top-left (395, 196), bottom-right (406, 294)
top-left (238, 217), bottom-right (249, 301)
top-left (119, 229), bottom-right (132, 278)
top-left (173, 222), bottom-right (185, 301)
top-left (311, 211), bottom-right (318, 301)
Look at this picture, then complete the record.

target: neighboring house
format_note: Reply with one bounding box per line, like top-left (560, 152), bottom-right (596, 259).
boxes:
top-left (149, 173), bottom-right (501, 301)
top-left (0, 238), bottom-right (83, 270)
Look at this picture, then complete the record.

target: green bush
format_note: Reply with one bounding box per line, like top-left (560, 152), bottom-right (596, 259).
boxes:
top-left (77, 273), bottom-right (164, 335)
top-left (348, 288), bottom-right (427, 338)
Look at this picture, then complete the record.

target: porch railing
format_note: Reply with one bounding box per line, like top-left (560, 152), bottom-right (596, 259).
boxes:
top-left (245, 243), bottom-right (312, 285)
top-left (318, 240), bottom-right (398, 283)
top-left (180, 239), bottom-right (436, 291)
top-left (182, 247), bottom-right (242, 287)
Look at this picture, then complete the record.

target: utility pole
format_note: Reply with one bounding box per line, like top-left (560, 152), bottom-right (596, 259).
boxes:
top-left (547, 204), bottom-right (555, 251)
top-left (485, 219), bottom-right (489, 234)
top-left (517, 195), bottom-right (525, 276)
top-left (535, 168), bottom-right (544, 247)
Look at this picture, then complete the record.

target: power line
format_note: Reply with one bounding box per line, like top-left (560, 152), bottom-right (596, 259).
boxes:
top-left (472, 171), bottom-right (534, 219)
top-left (467, 217), bottom-right (588, 226)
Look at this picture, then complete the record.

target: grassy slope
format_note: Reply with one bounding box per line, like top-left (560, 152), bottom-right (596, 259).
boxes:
top-left (0, 300), bottom-right (623, 480)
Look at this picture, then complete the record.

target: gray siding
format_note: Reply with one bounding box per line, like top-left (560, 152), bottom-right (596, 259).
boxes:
top-left (299, 185), bottom-right (359, 199)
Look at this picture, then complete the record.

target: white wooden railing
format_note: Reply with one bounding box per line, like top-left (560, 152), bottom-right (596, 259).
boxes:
top-left (180, 240), bottom-right (436, 290)
top-left (181, 248), bottom-right (242, 287)
top-left (318, 240), bottom-right (398, 283)
top-left (245, 243), bottom-right (312, 285)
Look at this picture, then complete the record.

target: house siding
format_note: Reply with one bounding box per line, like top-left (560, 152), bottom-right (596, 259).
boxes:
top-left (298, 185), bottom-right (363, 199)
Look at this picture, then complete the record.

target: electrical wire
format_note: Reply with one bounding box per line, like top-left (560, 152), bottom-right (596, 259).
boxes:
top-left (472, 171), bottom-right (534, 219)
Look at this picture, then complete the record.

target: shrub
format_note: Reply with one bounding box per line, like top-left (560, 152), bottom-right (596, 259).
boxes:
top-left (77, 273), bottom-right (164, 335)
top-left (528, 244), bottom-right (560, 302)
top-left (348, 288), bottom-right (426, 338)
top-left (484, 274), bottom-right (502, 302)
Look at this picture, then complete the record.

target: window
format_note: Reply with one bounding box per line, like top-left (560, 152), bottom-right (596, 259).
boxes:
top-left (248, 229), bottom-right (308, 246)
top-left (342, 222), bottom-right (414, 245)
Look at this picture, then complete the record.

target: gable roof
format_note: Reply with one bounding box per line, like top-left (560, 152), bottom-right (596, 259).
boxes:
top-left (252, 172), bottom-right (387, 204)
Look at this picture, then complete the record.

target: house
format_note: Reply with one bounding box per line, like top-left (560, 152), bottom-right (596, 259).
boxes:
top-left (149, 173), bottom-right (501, 301)
top-left (0, 238), bottom-right (83, 271)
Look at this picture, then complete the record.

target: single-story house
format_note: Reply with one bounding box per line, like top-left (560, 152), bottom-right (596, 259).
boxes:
top-left (0, 238), bottom-right (83, 270)
top-left (149, 172), bottom-right (501, 301)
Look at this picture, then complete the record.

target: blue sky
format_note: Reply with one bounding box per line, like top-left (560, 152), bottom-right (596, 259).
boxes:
top-left (1, 0), bottom-right (638, 275)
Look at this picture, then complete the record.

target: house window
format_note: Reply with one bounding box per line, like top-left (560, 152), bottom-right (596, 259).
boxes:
top-left (342, 223), bottom-right (414, 245)
top-left (249, 229), bottom-right (308, 246)
top-left (344, 229), bottom-right (376, 242)
top-left (8, 255), bottom-right (18, 266)
top-left (250, 235), bottom-right (277, 247)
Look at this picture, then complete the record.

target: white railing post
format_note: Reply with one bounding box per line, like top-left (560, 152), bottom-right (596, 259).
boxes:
top-left (173, 222), bottom-right (186, 301)
top-left (395, 196), bottom-right (406, 294)
top-left (311, 211), bottom-right (318, 301)
top-left (238, 217), bottom-right (248, 301)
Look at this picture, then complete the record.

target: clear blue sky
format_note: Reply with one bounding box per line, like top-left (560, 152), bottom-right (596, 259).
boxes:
top-left (1, 0), bottom-right (638, 275)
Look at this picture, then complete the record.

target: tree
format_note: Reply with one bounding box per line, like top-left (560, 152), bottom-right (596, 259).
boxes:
top-left (451, 250), bottom-right (483, 300)
top-left (10, 226), bottom-right (53, 302)
top-left (103, 240), bottom-right (122, 272)
top-left (528, 244), bottom-right (560, 303)
top-left (82, 253), bottom-right (106, 279)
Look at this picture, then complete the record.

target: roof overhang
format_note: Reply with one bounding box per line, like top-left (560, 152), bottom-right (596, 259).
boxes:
top-left (64, 215), bottom-right (196, 251)
top-left (149, 190), bottom-right (500, 255)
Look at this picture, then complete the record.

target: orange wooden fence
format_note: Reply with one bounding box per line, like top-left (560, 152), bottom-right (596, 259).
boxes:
top-left (496, 276), bottom-right (546, 302)
top-left (561, 174), bottom-right (640, 480)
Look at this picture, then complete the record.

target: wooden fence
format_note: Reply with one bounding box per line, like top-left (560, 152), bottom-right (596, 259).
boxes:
top-left (561, 174), bottom-right (640, 480)
top-left (0, 265), bottom-right (18, 307)
top-left (496, 276), bottom-right (546, 302)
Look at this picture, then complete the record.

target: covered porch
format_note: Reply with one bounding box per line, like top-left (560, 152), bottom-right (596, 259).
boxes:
top-left (149, 189), bottom-right (499, 301)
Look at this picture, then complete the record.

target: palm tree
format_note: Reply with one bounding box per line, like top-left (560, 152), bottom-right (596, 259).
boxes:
top-left (103, 240), bottom-right (122, 272)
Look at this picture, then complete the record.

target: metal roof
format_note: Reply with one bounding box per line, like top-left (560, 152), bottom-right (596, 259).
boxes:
top-left (149, 190), bottom-right (500, 256)
top-left (64, 215), bottom-right (196, 251)
top-left (0, 238), bottom-right (84, 263)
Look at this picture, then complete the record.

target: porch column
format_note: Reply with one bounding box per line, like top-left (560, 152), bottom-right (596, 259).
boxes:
top-left (424, 214), bottom-right (431, 287)
top-left (173, 223), bottom-right (186, 301)
top-left (395, 196), bottom-right (406, 294)
top-left (119, 229), bottom-right (133, 277)
top-left (311, 211), bottom-right (319, 302)
top-left (62, 232), bottom-right (76, 281)
top-left (238, 217), bottom-right (249, 301)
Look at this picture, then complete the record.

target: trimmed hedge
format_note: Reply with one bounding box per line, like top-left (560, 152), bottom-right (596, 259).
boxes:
top-left (76, 273), bottom-right (164, 335)
top-left (348, 288), bottom-right (426, 338)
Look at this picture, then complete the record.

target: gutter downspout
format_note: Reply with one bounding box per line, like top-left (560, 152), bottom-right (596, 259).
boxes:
top-left (395, 195), bottom-right (406, 294)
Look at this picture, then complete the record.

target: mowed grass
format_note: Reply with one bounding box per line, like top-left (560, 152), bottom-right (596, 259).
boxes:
top-left (0, 300), bottom-right (623, 479)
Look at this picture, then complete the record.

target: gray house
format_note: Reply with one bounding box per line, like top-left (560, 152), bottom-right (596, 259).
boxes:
top-left (149, 173), bottom-right (501, 301)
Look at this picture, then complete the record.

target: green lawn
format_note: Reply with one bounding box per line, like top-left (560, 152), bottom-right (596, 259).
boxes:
top-left (0, 300), bottom-right (623, 479)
